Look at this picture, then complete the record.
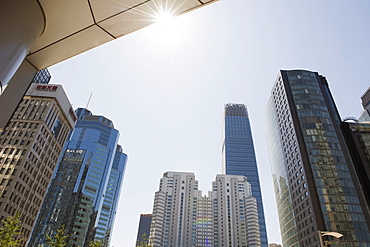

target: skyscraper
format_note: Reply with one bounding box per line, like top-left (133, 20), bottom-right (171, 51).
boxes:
top-left (340, 87), bottom-right (370, 218)
top-left (148, 171), bottom-right (260, 247)
top-left (341, 121), bottom-right (370, 212)
top-left (149, 172), bottom-right (200, 247)
top-left (29, 108), bottom-right (127, 247)
top-left (136, 214), bottom-right (152, 245)
top-left (222, 103), bottom-right (268, 246)
top-left (211, 174), bottom-right (260, 247)
top-left (0, 83), bottom-right (76, 245)
top-left (265, 69), bottom-right (370, 246)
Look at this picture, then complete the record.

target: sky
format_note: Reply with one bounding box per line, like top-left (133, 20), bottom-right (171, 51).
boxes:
top-left (47, 1), bottom-right (370, 246)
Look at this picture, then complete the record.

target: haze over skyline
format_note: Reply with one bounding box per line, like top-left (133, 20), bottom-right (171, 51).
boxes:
top-left (47, 1), bottom-right (370, 246)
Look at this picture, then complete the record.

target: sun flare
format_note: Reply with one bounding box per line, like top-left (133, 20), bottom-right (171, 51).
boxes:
top-left (147, 9), bottom-right (190, 45)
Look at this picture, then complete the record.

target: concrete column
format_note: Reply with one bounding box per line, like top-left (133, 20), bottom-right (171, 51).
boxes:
top-left (0, 0), bottom-right (45, 87)
top-left (0, 60), bottom-right (38, 132)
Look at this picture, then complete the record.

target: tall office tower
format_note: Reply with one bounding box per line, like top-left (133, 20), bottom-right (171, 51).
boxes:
top-left (149, 172), bottom-right (260, 247)
top-left (222, 103), bottom-right (268, 246)
top-left (0, 83), bottom-right (75, 245)
top-left (211, 174), bottom-right (260, 247)
top-left (29, 108), bottom-right (127, 247)
top-left (136, 214), bottom-right (153, 245)
top-left (265, 69), bottom-right (370, 247)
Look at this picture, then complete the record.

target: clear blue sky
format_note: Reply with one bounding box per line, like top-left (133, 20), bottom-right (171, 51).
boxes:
top-left (49, 1), bottom-right (370, 246)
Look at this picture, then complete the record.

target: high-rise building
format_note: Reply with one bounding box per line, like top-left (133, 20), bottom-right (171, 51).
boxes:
top-left (149, 172), bottom-right (199, 247)
top-left (341, 121), bottom-right (370, 212)
top-left (265, 69), bottom-right (370, 246)
top-left (222, 103), bottom-right (268, 246)
top-left (29, 108), bottom-right (127, 247)
top-left (0, 83), bottom-right (76, 245)
top-left (148, 171), bottom-right (260, 247)
top-left (340, 87), bottom-right (370, 217)
top-left (211, 174), bottom-right (260, 247)
top-left (136, 214), bottom-right (152, 245)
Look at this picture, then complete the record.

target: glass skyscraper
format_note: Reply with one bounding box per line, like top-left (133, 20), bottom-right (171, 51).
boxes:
top-left (222, 103), bottom-right (268, 246)
top-left (29, 108), bottom-right (127, 247)
top-left (265, 70), bottom-right (370, 247)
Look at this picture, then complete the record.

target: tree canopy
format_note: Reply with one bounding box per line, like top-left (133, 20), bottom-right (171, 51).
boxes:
top-left (89, 239), bottom-right (103, 247)
top-left (46, 225), bottom-right (68, 247)
top-left (0, 212), bottom-right (24, 247)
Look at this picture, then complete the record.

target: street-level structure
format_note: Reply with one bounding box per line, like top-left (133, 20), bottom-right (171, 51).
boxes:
top-left (0, 0), bottom-right (218, 132)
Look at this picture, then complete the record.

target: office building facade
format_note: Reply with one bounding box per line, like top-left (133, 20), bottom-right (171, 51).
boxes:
top-left (265, 70), bottom-right (370, 246)
top-left (222, 103), bottom-right (268, 246)
top-left (0, 83), bottom-right (75, 245)
top-left (29, 108), bottom-right (127, 247)
top-left (341, 121), bottom-right (370, 212)
top-left (149, 171), bottom-right (260, 247)
top-left (136, 214), bottom-right (153, 245)
top-left (341, 87), bottom-right (370, 218)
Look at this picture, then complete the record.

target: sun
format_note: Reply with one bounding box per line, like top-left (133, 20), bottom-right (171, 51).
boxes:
top-left (155, 5), bottom-right (175, 23)
top-left (146, 8), bottom-right (190, 45)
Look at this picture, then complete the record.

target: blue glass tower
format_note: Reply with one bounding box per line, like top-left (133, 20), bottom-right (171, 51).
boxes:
top-left (29, 108), bottom-right (127, 247)
top-left (222, 103), bottom-right (268, 246)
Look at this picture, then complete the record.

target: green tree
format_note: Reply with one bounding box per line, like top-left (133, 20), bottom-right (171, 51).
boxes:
top-left (46, 225), bottom-right (68, 247)
top-left (89, 239), bottom-right (103, 247)
top-left (136, 233), bottom-right (152, 247)
top-left (0, 212), bottom-right (24, 247)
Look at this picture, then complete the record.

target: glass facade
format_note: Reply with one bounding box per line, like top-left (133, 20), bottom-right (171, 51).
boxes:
top-left (136, 214), bottom-right (152, 244)
top-left (222, 104), bottom-right (268, 246)
top-left (341, 122), bottom-right (370, 217)
top-left (265, 70), bottom-right (370, 247)
top-left (29, 108), bottom-right (127, 247)
top-left (31, 69), bottom-right (51, 84)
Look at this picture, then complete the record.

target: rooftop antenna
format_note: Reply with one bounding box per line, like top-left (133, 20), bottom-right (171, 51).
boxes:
top-left (86, 93), bottom-right (93, 109)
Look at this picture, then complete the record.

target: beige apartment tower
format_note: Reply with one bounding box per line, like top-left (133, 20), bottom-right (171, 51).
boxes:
top-left (149, 172), bottom-right (261, 247)
top-left (0, 83), bottom-right (75, 245)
